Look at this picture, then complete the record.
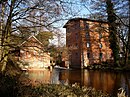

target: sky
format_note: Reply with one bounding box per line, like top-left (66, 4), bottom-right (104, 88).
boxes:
top-left (50, 0), bottom-right (91, 46)
top-left (0, 0), bottom-right (91, 47)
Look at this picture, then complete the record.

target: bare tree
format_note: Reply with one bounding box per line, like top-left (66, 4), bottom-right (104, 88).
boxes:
top-left (0, 0), bottom-right (65, 73)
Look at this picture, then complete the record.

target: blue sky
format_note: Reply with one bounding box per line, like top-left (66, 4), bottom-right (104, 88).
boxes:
top-left (50, 1), bottom-right (91, 46)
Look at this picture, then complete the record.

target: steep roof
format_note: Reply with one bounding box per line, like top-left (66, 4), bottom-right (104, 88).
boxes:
top-left (63, 18), bottom-right (108, 28)
top-left (20, 35), bottom-right (43, 47)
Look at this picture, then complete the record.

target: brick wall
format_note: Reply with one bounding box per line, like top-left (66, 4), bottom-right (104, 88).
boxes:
top-left (19, 36), bottom-right (50, 69)
top-left (64, 18), bottom-right (112, 68)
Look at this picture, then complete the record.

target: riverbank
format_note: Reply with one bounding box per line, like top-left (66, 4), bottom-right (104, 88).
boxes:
top-left (0, 73), bottom-right (128, 97)
top-left (1, 74), bottom-right (109, 97)
top-left (85, 64), bottom-right (130, 72)
top-left (17, 83), bottom-right (111, 97)
top-left (0, 59), bottom-right (129, 97)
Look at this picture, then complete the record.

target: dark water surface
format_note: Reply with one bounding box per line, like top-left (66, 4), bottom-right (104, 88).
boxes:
top-left (20, 68), bottom-right (130, 96)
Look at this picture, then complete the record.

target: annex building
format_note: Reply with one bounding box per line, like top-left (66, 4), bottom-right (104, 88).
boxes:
top-left (19, 35), bottom-right (50, 70)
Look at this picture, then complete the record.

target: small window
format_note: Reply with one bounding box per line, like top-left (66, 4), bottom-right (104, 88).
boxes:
top-left (86, 23), bottom-right (89, 29)
top-left (28, 53), bottom-right (31, 58)
top-left (20, 50), bottom-right (24, 54)
top-left (75, 43), bottom-right (78, 48)
top-left (99, 43), bottom-right (102, 48)
top-left (86, 32), bottom-right (90, 37)
top-left (75, 52), bottom-right (78, 56)
top-left (87, 53), bottom-right (90, 58)
top-left (33, 51), bottom-right (37, 55)
top-left (99, 53), bottom-right (103, 59)
top-left (75, 33), bottom-right (78, 39)
top-left (99, 33), bottom-right (102, 39)
top-left (87, 42), bottom-right (90, 47)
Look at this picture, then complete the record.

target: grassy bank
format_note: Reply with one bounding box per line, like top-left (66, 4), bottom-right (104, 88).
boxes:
top-left (17, 83), bottom-right (110, 97)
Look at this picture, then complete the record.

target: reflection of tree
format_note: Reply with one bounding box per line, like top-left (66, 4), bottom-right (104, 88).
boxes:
top-left (124, 73), bottom-right (130, 96)
top-left (68, 70), bottom-right (82, 85)
top-left (59, 71), bottom-right (67, 85)
top-left (50, 69), bottom-right (60, 84)
top-left (112, 73), bottom-right (122, 96)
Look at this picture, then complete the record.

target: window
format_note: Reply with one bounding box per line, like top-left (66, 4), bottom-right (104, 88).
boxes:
top-left (28, 53), bottom-right (31, 58)
top-left (87, 53), bottom-right (90, 58)
top-left (86, 23), bottom-right (89, 29)
top-left (75, 52), bottom-right (78, 56)
top-left (86, 32), bottom-right (90, 37)
top-left (75, 43), bottom-right (78, 48)
top-left (99, 53), bottom-right (103, 59)
top-left (87, 42), bottom-right (90, 47)
top-left (33, 51), bottom-right (37, 55)
top-left (75, 33), bottom-right (78, 39)
top-left (99, 43), bottom-right (102, 48)
top-left (99, 33), bottom-right (102, 39)
top-left (20, 50), bottom-right (24, 54)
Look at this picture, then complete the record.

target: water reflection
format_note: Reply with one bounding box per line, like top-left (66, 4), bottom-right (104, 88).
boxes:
top-left (20, 69), bottom-right (130, 96)
top-left (20, 69), bottom-right (51, 85)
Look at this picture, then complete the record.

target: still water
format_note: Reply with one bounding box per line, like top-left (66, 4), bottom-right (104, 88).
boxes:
top-left (20, 68), bottom-right (130, 96)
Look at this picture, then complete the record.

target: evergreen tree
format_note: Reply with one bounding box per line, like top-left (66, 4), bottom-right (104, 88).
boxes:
top-left (82, 0), bottom-right (129, 66)
top-left (106, 0), bottom-right (120, 66)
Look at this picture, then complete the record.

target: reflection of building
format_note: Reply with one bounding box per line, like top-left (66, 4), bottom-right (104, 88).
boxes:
top-left (59, 70), bottom-right (69, 85)
top-left (64, 18), bottom-right (112, 68)
top-left (20, 70), bottom-right (51, 85)
top-left (19, 35), bottom-right (50, 69)
top-left (82, 70), bottom-right (116, 94)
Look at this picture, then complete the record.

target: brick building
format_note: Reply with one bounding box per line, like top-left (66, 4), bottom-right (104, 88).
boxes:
top-left (19, 35), bottom-right (50, 70)
top-left (63, 18), bottom-right (112, 68)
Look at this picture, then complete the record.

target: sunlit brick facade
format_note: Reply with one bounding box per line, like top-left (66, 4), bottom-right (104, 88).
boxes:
top-left (64, 18), bottom-right (112, 68)
top-left (20, 36), bottom-right (50, 69)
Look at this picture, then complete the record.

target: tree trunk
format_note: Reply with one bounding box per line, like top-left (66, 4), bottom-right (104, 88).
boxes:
top-left (124, 29), bottom-right (130, 66)
top-left (1, 20), bottom-right (11, 72)
top-left (0, 0), bottom-right (15, 73)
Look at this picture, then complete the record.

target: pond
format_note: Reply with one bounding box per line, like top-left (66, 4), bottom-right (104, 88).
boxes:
top-left (19, 68), bottom-right (130, 96)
